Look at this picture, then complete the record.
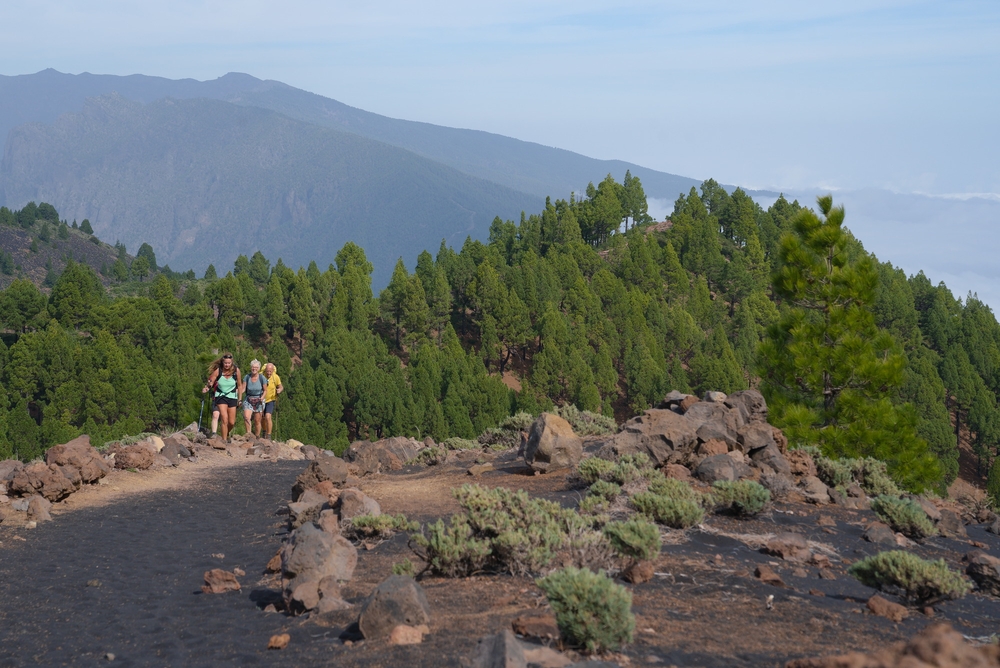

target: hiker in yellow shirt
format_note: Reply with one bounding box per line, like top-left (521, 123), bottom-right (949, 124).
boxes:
top-left (262, 362), bottom-right (283, 440)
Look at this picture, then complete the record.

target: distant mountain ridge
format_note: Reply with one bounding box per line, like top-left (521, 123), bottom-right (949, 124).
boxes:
top-left (0, 69), bottom-right (776, 283)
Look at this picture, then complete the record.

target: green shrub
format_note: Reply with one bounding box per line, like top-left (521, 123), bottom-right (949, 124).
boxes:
top-left (631, 492), bottom-right (704, 529)
top-left (556, 404), bottom-right (618, 436)
top-left (648, 476), bottom-right (708, 506)
top-left (442, 436), bottom-right (479, 450)
top-left (816, 456), bottom-right (901, 497)
top-left (712, 480), bottom-right (770, 516)
top-left (587, 480), bottom-right (622, 501)
top-left (988, 458), bottom-right (1000, 510)
top-left (870, 495), bottom-right (936, 539)
top-left (413, 516), bottom-right (492, 577)
top-left (416, 445), bottom-right (447, 465)
top-left (603, 517), bottom-right (661, 562)
top-left (478, 412), bottom-right (536, 450)
top-left (578, 457), bottom-right (616, 484)
top-left (849, 551), bottom-right (970, 604)
top-left (392, 559), bottom-right (415, 576)
top-left (348, 513), bottom-right (420, 539)
top-left (537, 567), bottom-right (635, 653)
top-left (578, 495), bottom-right (609, 515)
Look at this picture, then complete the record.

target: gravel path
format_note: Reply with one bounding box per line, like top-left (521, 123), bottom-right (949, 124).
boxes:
top-left (0, 460), bottom-right (343, 667)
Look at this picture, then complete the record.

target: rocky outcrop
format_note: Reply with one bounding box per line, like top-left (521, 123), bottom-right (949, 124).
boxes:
top-left (597, 409), bottom-right (697, 466)
top-left (524, 413), bottom-right (583, 473)
top-left (9, 461), bottom-right (80, 501)
top-left (291, 457), bottom-right (350, 501)
top-left (345, 437), bottom-right (422, 475)
top-left (280, 523), bottom-right (358, 614)
top-left (965, 550), bottom-right (1000, 596)
top-left (338, 488), bottom-right (381, 521)
top-left (107, 442), bottom-right (157, 470)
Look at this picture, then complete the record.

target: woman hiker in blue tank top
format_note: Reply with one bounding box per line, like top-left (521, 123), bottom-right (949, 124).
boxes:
top-left (240, 359), bottom-right (269, 438)
top-left (203, 353), bottom-right (242, 441)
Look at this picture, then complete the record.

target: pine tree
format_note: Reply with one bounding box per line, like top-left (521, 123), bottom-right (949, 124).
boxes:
top-left (759, 196), bottom-right (940, 490)
top-left (79, 218), bottom-right (93, 235)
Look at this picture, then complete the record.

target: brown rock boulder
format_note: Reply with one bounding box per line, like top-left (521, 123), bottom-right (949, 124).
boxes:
top-left (282, 523), bottom-right (358, 583)
top-left (26, 494), bottom-right (53, 522)
top-left (44, 435), bottom-right (110, 484)
top-left (357, 575), bottom-right (431, 639)
top-left (866, 594), bottom-right (908, 623)
top-left (787, 449), bottom-right (817, 477)
top-left (736, 421), bottom-right (776, 454)
top-left (345, 437), bottom-right (421, 475)
top-left (695, 454), bottom-right (750, 483)
top-left (202, 569), bottom-right (241, 594)
top-left (765, 532), bottom-right (812, 562)
top-left (524, 413), bottom-right (583, 473)
top-left (9, 462), bottom-right (78, 501)
top-left (0, 459), bottom-right (24, 482)
top-left (338, 488), bottom-right (381, 520)
top-left (598, 409), bottom-right (697, 466)
top-left (291, 457), bottom-right (349, 501)
top-left (724, 389), bottom-right (768, 424)
top-left (108, 443), bottom-right (157, 470)
top-left (966, 551), bottom-right (1000, 596)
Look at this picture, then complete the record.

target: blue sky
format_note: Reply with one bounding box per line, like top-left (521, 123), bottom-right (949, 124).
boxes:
top-left (3, 1), bottom-right (998, 195)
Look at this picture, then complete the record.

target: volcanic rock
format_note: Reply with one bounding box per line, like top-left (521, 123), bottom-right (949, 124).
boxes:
top-left (9, 462), bottom-right (78, 501)
top-left (338, 488), bottom-right (381, 520)
top-left (695, 454), bottom-right (750, 483)
top-left (597, 409), bottom-right (697, 466)
top-left (44, 435), bottom-right (110, 484)
top-left (26, 494), bottom-right (52, 522)
top-left (291, 457), bottom-right (349, 501)
top-left (866, 594), bottom-right (908, 623)
top-left (357, 575), bottom-right (431, 639)
top-left (471, 629), bottom-right (527, 668)
top-left (524, 413), bottom-right (583, 473)
top-left (724, 389), bottom-right (768, 424)
top-left (202, 569), bottom-right (241, 594)
top-left (965, 551), bottom-right (1000, 596)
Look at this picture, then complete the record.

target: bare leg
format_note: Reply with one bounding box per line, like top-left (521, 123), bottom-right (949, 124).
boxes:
top-left (253, 412), bottom-right (263, 437)
top-left (243, 408), bottom-right (253, 434)
top-left (263, 413), bottom-right (273, 438)
top-left (211, 408), bottom-right (220, 434)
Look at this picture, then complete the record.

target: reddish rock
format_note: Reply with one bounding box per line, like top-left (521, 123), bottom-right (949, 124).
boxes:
top-left (44, 435), bottom-right (110, 484)
top-left (511, 613), bottom-right (560, 640)
top-left (663, 464), bottom-right (693, 482)
top-left (108, 443), bottom-right (157, 470)
top-left (9, 462), bottom-right (78, 501)
top-left (598, 409), bottom-right (697, 466)
top-left (524, 413), bottom-right (583, 473)
top-left (866, 594), bottom-right (908, 623)
top-left (26, 495), bottom-right (52, 522)
top-left (291, 457), bottom-right (350, 500)
top-left (679, 395), bottom-right (700, 412)
top-left (771, 426), bottom-right (788, 453)
top-left (202, 569), bottom-right (241, 594)
top-left (267, 634), bottom-right (290, 650)
top-left (266, 550), bottom-right (283, 573)
top-left (965, 550), bottom-right (1000, 596)
top-left (697, 439), bottom-right (729, 457)
top-left (786, 450), bottom-right (817, 478)
top-left (623, 560), bottom-right (655, 584)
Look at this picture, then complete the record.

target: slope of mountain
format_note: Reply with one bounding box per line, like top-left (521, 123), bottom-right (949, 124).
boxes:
top-left (0, 69), bottom-right (710, 201)
top-left (0, 94), bottom-right (542, 282)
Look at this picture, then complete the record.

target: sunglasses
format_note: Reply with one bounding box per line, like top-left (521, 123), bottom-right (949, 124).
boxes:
top-left (223, 355), bottom-right (233, 359)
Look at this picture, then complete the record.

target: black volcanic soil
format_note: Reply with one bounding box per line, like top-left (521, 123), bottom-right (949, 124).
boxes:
top-left (2, 458), bottom-right (999, 668)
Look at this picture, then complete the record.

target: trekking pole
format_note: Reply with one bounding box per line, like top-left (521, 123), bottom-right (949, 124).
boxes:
top-left (198, 396), bottom-right (205, 433)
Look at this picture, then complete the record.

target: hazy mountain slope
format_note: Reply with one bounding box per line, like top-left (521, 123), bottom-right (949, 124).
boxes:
top-left (0, 94), bottom-right (542, 283)
top-left (0, 70), bottom-right (707, 201)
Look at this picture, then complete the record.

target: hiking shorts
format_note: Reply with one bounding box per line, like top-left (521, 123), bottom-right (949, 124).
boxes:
top-left (264, 401), bottom-right (276, 415)
top-left (243, 397), bottom-right (265, 414)
top-left (214, 396), bottom-right (238, 409)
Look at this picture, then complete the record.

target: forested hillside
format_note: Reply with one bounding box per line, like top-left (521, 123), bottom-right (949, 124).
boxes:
top-left (1, 177), bottom-right (998, 495)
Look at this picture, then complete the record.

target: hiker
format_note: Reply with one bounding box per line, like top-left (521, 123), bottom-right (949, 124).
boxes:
top-left (262, 362), bottom-right (283, 440)
top-left (241, 359), bottom-right (268, 438)
top-left (203, 353), bottom-right (242, 440)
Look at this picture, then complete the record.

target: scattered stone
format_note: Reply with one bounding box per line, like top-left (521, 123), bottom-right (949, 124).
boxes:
top-left (159, 436), bottom-right (192, 461)
top-left (266, 550), bottom-right (282, 573)
top-left (987, 518), bottom-right (1000, 536)
top-left (317, 508), bottom-right (340, 535)
top-left (26, 495), bottom-right (52, 522)
top-left (287, 489), bottom-right (330, 529)
top-left (911, 496), bottom-right (942, 523)
top-left (511, 613), bottom-right (560, 641)
top-left (315, 576), bottom-right (352, 614)
top-left (736, 421), bottom-right (776, 454)
top-left (754, 564), bottom-right (784, 587)
top-left (771, 426), bottom-right (788, 453)
top-left (524, 646), bottom-right (575, 668)
top-left (301, 444), bottom-right (321, 460)
top-left (25, 520), bottom-right (37, 529)
top-left (208, 437), bottom-right (227, 450)
top-left (468, 463), bottom-right (494, 477)
top-left (750, 443), bottom-right (791, 476)
top-left (623, 560), bottom-right (655, 584)
top-left (703, 391), bottom-right (727, 403)
top-left (388, 624), bottom-right (427, 645)
top-left (282, 523), bottom-right (358, 583)
top-left (695, 454), bottom-right (750, 483)
top-left (357, 575), bottom-right (432, 640)
top-left (0, 459), bottom-right (24, 482)
top-left (818, 568), bottom-right (837, 580)
top-left (267, 634), bottom-right (290, 650)
top-left (696, 439), bottom-right (728, 457)
top-left (11, 498), bottom-right (29, 512)
top-left (286, 439), bottom-right (304, 449)
top-left (799, 476), bottom-right (830, 505)
top-left (816, 515), bottom-right (836, 527)
top-left (765, 532), bottom-right (813, 562)
top-left (524, 413), bottom-right (583, 473)
top-left (864, 522), bottom-right (898, 546)
top-left (808, 589), bottom-right (825, 597)
top-left (291, 457), bottom-right (350, 501)
top-left (792, 568), bottom-right (808, 578)
top-left (965, 551), bottom-right (1000, 596)
top-left (201, 569), bottom-right (241, 594)
top-left (866, 594), bottom-right (908, 623)
top-left (937, 509), bottom-right (967, 538)
top-left (471, 629), bottom-right (527, 668)
top-left (338, 488), bottom-right (381, 521)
